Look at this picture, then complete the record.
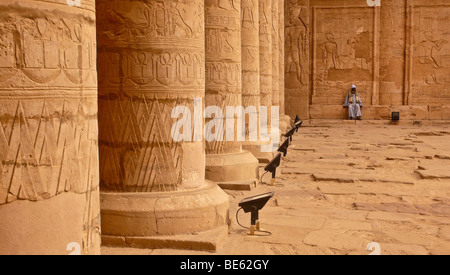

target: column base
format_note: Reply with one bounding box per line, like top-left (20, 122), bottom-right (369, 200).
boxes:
top-left (242, 144), bottom-right (275, 163)
top-left (102, 225), bottom-right (229, 253)
top-left (100, 181), bottom-right (230, 239)
top-left (205, 150), bottom-right (259, 190)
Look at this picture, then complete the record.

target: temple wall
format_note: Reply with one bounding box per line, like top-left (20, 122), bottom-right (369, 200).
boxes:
top-left (285, 0), bottom-right (450, 120)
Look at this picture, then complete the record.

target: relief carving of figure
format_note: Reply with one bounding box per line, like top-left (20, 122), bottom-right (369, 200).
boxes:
top-left (192, 4), bottom-right (204, 38)
top-left (105, 1), bottom-right (150, 39)
top-left (165, 2), bottom-right (193, 37)
top-left (285, 2), bottom-right (308, 84)
top-left (323, 33), bottom-right (340, 70)
top-left (419, 31), bottom-right (448, 69)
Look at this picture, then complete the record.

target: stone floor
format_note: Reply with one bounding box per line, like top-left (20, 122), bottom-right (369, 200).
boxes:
top-left (102, 121), bottom-right (450, 255)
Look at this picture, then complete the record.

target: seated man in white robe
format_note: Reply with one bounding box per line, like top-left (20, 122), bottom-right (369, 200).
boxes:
top-left (343, 84), bottom-right (363, 120)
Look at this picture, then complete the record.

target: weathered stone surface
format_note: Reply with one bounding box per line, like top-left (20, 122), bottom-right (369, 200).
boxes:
top-left (379, 243), bottom-right (429, 255)
top-left (303, 230), bottom-right (374, 252)
top-left (322, 219), bottom-right (372, 231)
top-left (97, 0), bottom-right (207, 192)
top-left (0, 0), bottom-right (100, 255)
top-left (356, 203), bottom-right (420, 214)
top-left (416, 169), bottom-right (450, 179)
top-left (259, 0), bottom-right (273, 109)
top-left (285, 0), bottom-right (309, 119)
top-left (285, 0), bottom-right (450, 120)
top-left (204, 0), bottom-right (259, 188)
top-left (100, 181), bottom-right (229, 237)
top-left (241, 0), bottom-right (260, 117)
top-left (415, 203), bottom-right (450, 217)
top-left (96, 0), bottom-right (230, 248)
top-left (105, 123), bottom-right (450, 255)
top-left (313, 172), bottom-right (415, 185)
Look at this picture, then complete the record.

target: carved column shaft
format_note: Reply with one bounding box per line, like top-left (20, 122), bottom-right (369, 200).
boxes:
top-left (242, 0), bottom-right (261, 110)
top-left (205, 0), bottom-right (259, 190)
top-left (97, 0), bottom-right (230, 241)
top-left (279, 0), bottom-right (286, 116)
top-left (97, 0), bottom-right (206, 192)
top-left (205, 0), bottom-right (242, 154)
top-left (272, 0), bottom-right (280, 109)
top-left (259, 0), bottom-right (273, 110)
top-left (0, 0), bottom-right (100, 254)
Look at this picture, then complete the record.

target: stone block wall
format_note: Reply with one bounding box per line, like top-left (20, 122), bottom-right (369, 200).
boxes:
top-left (285, 0), bottom-right (450, 120)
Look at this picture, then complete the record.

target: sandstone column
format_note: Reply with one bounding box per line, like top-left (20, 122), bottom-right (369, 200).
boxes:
top-left (272, 0), bottom-right (280, 115)
top-left (260, 0), bottom-right (273, 117)
top-left (258, 0), bottom-right (281, 153)
top-left (279, 0), bottom-right (291, 128)
top-left (205, 0), bottom-right (260, 190)
top-left (279, 1), bottom-right (285, 116)
top-left (241, 0), bottom-right (261, 111)
top-left (240, 0), bottom-right (272, 162)
top-left (271, 0), bottom-right (288, 134)
top-left (0, 0), bottom-right (100, 255)
top-left (97, 0), bottom-right (229, 244)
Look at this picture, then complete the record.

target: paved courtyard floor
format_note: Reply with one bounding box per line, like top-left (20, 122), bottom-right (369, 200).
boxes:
top-left (102, 121), bottom-right (450, 255)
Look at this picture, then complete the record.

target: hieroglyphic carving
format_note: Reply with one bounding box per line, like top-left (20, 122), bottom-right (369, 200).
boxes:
top-left (279, 1), bottom-right (286, 116)
top-left (206, 29), bottom-right (235, 54)
top-left (0, 0), bottom-right (99, 254)
top-left (97, 0), bottom-right (200, 41)
top-left (285, 0), bottom-right (309, 85)
top-left (207, 62), bottom-right (242, 86)
top-left (411, 4), bottom-right (450, 105)
top-left (205, 0), bottom-right (242, 154)
top-left (271, 0), bottom-right (280, 108)
top-left (418, 32), bottom-right (448, 69)
top-left (379, 0), bottom-right (406, 106)
top-left (241, 0), bottom-right (260, 109)
top-left (313, 6), bottom-right (375, 105)
top-left (286, 0), bottom-right (450, 119)
top-left (242, 0), bottom-right (257, 30)
top-left (285, 0), bottom-right (309, 119)
top-left (0, 10), bottom-right (97, 87)
top-left (97, 0), bottom-right (206, 191)
top-left (122, 51), bottom-right (204, 87)
top-left (259, 0), bottom-right (272, 108)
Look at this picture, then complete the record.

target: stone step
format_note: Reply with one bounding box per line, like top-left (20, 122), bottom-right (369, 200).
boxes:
top-left (102, 225), bottom-right (229, 252)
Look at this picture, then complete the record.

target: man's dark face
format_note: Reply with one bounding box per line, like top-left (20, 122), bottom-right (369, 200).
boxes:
top-left (352, 88), bottom-right (356, 92)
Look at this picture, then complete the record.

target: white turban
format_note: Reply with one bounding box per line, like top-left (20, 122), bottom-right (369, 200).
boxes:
top-left (352, 84), bottom-right (357, 89)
